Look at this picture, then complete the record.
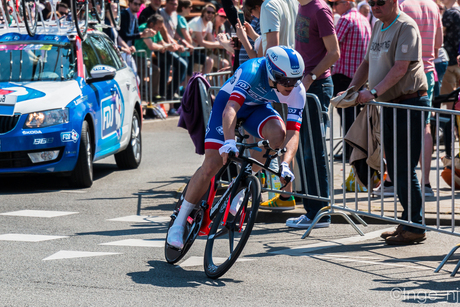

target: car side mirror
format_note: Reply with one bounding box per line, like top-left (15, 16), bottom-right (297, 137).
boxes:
top-left (87, 65), bottom-right (116, 83)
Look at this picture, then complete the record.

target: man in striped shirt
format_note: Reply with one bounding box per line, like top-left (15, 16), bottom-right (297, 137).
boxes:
top-left (331, 0), bottom-right (371, 160)
top-left (399, 0), bottom-right (442, 197)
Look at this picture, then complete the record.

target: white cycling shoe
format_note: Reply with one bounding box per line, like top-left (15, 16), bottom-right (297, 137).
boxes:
top-left (167, 225), bottom-right (185, 250)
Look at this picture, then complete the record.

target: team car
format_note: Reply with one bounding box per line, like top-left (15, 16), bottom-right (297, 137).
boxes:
top-left (0, 26), bottom-right (142, 188)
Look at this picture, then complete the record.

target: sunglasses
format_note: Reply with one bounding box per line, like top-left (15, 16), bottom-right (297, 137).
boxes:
top-left (368, 0), bottom-right (386, 7)
top-left (277, 76), bottom-right (302, 87)
top-left (206, 10), bottom-right (216, 14)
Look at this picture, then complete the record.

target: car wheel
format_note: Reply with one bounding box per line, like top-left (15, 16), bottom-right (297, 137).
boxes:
top-left (69, 120), bottom-right (93, 188)
top-left (115, 109), bottom-right (142, 169)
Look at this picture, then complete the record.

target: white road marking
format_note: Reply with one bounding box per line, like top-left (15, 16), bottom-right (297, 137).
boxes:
top-left (0, 234), bottom-right (69, 242)
top-left (309, 254), bottom-right (433, 270)
top-left (270, 227), bottom-right (395, 256)
top-left (178, 256), bottom-right (254, 268)
top-left (0, 210), bottom-right (78, 218)
top-left (99, 239), bottom-right (164, 247)
top-left (43, 250), bottom-right (121, 261)
top-left (107, 215), bottom-right (170, 223)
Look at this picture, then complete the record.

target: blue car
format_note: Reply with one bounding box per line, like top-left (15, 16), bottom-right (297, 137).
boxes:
top-left (0, 27), bottom-right (142, 187)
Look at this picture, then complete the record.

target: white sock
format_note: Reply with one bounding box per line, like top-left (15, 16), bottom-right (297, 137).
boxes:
top-left (173, 199), bottom-right (196, 228)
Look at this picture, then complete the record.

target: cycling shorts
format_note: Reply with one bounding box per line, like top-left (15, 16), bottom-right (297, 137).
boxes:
top-left (205, 91), bottom-right (283, 151)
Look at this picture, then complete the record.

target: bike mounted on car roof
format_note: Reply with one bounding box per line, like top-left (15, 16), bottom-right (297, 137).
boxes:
top-left (0, 0), bottom-right (120, 40)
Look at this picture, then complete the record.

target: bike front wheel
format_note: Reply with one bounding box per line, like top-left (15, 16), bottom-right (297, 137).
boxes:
top-left (204, 175), bottom-right (261, 279)
top-left (22, 0), bottom-right (38, 36)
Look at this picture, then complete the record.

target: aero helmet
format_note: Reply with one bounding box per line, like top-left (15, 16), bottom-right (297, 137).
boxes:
top-left (265, 46), bottom-right (305, 87)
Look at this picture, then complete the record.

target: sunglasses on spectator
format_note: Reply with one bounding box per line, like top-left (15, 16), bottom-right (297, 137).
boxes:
top-left (218, 15), bottom-right (227, 19)
top-left (206, 10), bottom-right (216, 14)
top-left (368, 0), bottom-right (386, 7)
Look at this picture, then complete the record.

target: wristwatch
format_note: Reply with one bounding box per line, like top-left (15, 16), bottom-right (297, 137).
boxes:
top-left (370, 88), bottom-right (378, 98)
top-left (309, 73), bottom-right (317, 81)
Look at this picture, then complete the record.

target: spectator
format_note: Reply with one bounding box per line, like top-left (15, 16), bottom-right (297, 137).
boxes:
top-left (347, 0), bottom-right (429, 245)
top-left (258, 0), bottom-right (297, 55)
top-left (135, 14), bottom-right (187, 112)
top-left (331, 0), bottom-right (371, 162)
top-left (210, 8), bottom-right (231, 70)
top-left (159, 0), bottom-right (190, 114)
top-left (188, 4), bottom-right (226, 69)
top-left (57, 3), bottom-right (69, 17)
top-left (238, 0), bottom-right (261, 64)
top-left (282, 0), bottom-right (339, 227)
top-left (119, 0), bottom-right (153, 47)
top-left (137, 0), bottom-right (146, 18)
top-left (138, 0), bottom-right (161, 24)
top-left (400, 0), bottom-right (443, 198)
top-left (440, 0), bottom-right (460, 102)
top-left (177, 0), bottom-right (213, 78)
top-left (358, 0), bottom-right (377, 29)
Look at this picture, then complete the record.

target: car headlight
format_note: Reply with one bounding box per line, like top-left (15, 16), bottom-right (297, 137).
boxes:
top-left (24, 108), bottom-right (69, 128)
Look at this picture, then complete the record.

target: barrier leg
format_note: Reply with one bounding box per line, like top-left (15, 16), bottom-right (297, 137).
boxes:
top-left (434, 243), bottom-right (460, 274)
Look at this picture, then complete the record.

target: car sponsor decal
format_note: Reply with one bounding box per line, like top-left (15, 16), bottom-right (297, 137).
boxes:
top-left (22, 130), bottom-right (43, 135)
top-left (0, 85), bottom-right (46, 104)
top-left (61, 129), bottom-right (79, 143)
top-left (0, 33), bottom-right (70, 43)
top-left (33, 138), bottom-right (54, 145)
top-left (101, 88), bottom-right (124, 139)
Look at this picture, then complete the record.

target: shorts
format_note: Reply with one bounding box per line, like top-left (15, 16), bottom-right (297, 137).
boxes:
top-left (204, 91), bottom-right (283, 150)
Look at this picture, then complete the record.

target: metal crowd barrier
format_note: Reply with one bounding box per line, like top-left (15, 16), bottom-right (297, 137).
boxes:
top-left (131, 46), bottom-right (231, 110)
top-left (303, 99), bottom-right (460, 276)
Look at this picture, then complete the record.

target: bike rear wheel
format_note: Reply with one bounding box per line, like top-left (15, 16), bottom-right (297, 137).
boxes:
top-left (22, 0), bottom-right (38, 36)
top-left (165, 181), bottom-right (211, 264)
top-left (72, 0), bottom-right (88, 40)
top-left (90, 0), bottom-right (104, 23)
top-left (204, 175), bottom-right (261, 279)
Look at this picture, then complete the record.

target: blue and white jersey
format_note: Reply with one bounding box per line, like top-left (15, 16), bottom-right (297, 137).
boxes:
top-left (221, 58), bottom-right (306, 131)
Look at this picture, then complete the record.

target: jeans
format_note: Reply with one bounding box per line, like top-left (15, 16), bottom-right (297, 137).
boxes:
top-left (383, 95), bottom-right (430, 234)
top-left (433, 61), bottom-right (448, 98)
top-left (298, 77), bottom-right (333, 221)
top-left (158, 51), bottom-right (187, 98)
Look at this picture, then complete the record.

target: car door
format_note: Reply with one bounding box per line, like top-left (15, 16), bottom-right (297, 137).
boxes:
top-left (98, 35), bottom-right (136, 148)
top-left (84, 34), bottom-right (125, 159)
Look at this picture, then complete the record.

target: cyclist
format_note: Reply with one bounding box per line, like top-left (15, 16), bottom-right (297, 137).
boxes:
top-left (167, 45), bottom-right (306, 249)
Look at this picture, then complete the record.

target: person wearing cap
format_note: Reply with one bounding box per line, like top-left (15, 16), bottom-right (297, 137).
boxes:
top-left (343, 0), bottom-right (429, 245)
top-left (330, 0), bottom-right (371, 162)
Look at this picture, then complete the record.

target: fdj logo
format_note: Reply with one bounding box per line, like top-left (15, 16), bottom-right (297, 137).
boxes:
top-left (61, 130), bottom-right (79, 143)
top-left (103, 105), bottom-right (114, 130)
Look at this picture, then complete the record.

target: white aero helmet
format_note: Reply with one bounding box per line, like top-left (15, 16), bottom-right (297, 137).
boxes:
top-left (265, 46), bottom-right (305, 87)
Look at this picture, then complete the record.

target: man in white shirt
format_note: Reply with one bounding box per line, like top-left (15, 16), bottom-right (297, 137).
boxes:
top-left (258, 0), bottom-right (298, 55)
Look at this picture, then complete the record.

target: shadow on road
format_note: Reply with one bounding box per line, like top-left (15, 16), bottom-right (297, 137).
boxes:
top-left (127, 260), bottom-right (243, 288)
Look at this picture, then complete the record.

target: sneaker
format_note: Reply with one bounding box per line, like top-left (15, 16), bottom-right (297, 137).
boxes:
top-left (168, 108), bottom-right (180, 117)
top-left (260, 195), bottom-right (296, 211)
top-left (166, 225), bottom-right (185, 249)
top-left (424, 185), bottom-right (434, 197)
top-left (372, 184), bottom-right (395, 197)
top-left (285, 215), bottom-right (330, 229)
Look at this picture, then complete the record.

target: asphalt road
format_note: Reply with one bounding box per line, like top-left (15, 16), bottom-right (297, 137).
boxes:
top-left (1, 118), bottom-right (460, 307)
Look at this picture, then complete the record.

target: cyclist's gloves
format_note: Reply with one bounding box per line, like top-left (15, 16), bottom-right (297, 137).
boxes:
top-left (219, 139), bottom-right (238, 156)
top-left (280, 162), bottom-right (295, 182)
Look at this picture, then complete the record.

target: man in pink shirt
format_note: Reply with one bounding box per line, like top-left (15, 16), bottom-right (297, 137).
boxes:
top-left (331, 0), bottom-right (371, 161)
top-left (399, 0), bottom-right (443, 197)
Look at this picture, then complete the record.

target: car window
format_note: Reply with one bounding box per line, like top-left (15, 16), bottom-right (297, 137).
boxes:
top-left (100, 35), bottom-right (125, 70)
top-left (87, 34), bottom-right (117, 68)
top-left (82, 39), bottom-right (100, 76)
top-left (0, 43), bottom-right (76, 82)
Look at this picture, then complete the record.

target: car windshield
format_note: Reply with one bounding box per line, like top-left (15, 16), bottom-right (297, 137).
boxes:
top-left (0, 42), bottom-right (76, 82)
